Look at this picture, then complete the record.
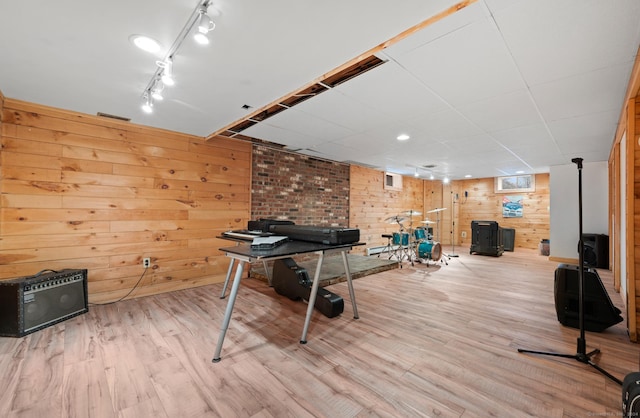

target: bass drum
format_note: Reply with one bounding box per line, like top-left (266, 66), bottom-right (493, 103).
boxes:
top-left (418, 241), bottom-right (441, 262)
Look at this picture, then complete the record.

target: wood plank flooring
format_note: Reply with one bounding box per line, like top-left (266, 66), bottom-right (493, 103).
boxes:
top-left (1, 247), bottom-right (637, 417)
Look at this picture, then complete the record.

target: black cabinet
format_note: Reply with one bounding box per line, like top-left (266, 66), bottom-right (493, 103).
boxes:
top-left (470, 220), bottom-right (504, 256)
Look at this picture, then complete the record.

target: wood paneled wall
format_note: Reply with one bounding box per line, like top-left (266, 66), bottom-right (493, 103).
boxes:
top-left (0, 99), bottom-right (251, 303)
top-left (349, 165), bottom-right (424, 254)
top-left (455, 175), bottom-right (550, 250)
top-left (349, 166), bottom-right (550, 253)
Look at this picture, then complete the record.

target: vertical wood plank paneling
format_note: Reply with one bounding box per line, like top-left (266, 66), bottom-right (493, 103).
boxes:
top-left (0, 99), bottom-right (251, 303)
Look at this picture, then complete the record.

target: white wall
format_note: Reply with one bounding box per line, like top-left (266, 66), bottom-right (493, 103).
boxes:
top-left (549, 160), bottom-right (608, 260)
top-left (620, 133), bottom-right (627, 304)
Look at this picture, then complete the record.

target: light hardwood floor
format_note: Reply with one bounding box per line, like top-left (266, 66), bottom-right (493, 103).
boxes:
top-left (0, 247), bottom-right (637, 417)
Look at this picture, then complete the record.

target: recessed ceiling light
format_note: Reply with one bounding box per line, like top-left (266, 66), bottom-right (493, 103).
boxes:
top-left (464, 174), bottom-right (472, 178)
top-left (396, 134), bottom-right (410, 141)
top-left (516, 170), bottom-right (525, 174)
top-left (130, 35), bottom-right (162, 54)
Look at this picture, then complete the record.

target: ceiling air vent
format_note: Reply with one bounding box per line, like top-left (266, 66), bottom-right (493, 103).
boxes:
top-left (97, 112), bottom-right (130, 122)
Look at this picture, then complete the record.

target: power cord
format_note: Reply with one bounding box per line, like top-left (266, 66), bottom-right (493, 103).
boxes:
top-left (88, 265), bottom-right (149, 306)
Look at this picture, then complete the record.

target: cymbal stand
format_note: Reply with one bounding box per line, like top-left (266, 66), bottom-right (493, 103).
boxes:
top-left (433, 209), bottom-right (450, 265)
top-left (406, 216), bottom-right (416, 266)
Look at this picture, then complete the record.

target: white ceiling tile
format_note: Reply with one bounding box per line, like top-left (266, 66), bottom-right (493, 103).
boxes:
top-left (406, 109), bottom-right (484, 141)
top-left (292, 88), bottom-right (391, 132)
top-left (492, 0), bottom-right (640, 86)
top-left (457, 89), bottom-right (542, 133)
top-left (335, 61), bottom-right (450, 121)
top-left (531, 64), bottom-right (631, 122)
top-left (397, 17), bottom-right (526, 106)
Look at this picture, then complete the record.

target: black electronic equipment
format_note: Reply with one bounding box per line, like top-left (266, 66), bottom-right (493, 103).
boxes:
top-left (269, 224), bottom-right (359, 245)
top-left (247, 218), bottom-right (295, 232)
top-left (470, 220), bottom-right (504, 256)
top-left (0, 269), bottom-right (88, 337)
top-left (554, 263), bottom-right (622, 332)
top-left (272, 258), bottom-right (344, 318)
top-left (582, 233), bottom-right (609, 269)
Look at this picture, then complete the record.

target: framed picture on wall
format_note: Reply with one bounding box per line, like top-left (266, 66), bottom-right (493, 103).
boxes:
top-left (502, 195), bottom-right (523, 218)
top-left (495, 174), bottom-right (535, 193)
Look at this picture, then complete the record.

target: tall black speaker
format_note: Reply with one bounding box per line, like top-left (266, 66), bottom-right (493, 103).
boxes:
top-left (0, 269), bottom-right (88, 337)
top-left (582, 233), bottom-right (609, 269)
top-left (554, 263), bottom-right (622, 332)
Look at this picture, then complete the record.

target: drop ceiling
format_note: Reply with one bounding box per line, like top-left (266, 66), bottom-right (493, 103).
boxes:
top-left (1, 0), bottom-right (639, 180)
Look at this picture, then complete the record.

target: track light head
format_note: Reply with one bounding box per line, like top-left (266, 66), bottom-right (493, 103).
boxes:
top-left (141, 93), bottom-right (154, 113)
top-left (194, 5), bottom-right (215, 44)
top-left (158, 60), bottom-right (174, 86)
top-left (151, 80), bottom-right (164, 101)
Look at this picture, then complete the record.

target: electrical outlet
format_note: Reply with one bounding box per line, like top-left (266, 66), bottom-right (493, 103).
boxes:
top-left (143, 257), bottom-right (151, 268)
top-left (461, 231), bottom-right (467, 238)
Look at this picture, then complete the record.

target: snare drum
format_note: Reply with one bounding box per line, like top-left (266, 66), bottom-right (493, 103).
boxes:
top-left (418, 241), bottom-right (441, 261)
top-left (392, 232), bottom-right (409, 246)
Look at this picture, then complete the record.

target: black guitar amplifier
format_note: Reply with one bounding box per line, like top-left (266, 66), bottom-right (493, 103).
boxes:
top-left (272, 258), bottom-right (344, 318)
top-left (0, 269), bottom-right (88, 337)
top-left (270, 225), bottom-right (360, 245)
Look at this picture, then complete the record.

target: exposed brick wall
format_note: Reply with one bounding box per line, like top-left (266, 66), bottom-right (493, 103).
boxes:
top-left (252, 145), bottom-right (350, 227)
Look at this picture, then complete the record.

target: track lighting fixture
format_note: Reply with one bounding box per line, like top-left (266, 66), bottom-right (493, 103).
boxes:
top-left (194, 5), bottom-right (215, 45)
top-left (159, 60), bottom-right (174, 86)
top-left (141, 93), bottom-right (154, 114)
top-left (138, 0), bottom-right (217, 114)
top-left (151, 80), bottom-right (164, 101)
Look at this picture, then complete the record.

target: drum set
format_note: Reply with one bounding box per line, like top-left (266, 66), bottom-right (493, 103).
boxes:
top-left (381, 208), bottom-right (448, 266)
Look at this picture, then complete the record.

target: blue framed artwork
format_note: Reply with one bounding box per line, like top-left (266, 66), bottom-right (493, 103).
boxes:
top-left (502, 195), bottom-right (523, 218)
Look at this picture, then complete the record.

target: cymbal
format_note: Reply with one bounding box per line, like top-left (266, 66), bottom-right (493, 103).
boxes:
top-left (384, 215), bottom-right (407, 224)
top-left (401, 210), bottom-right (422, 216)
top-left (421, 220), bottom-right (435, 224)
top-left (426, 207), bottom-right (447, 213)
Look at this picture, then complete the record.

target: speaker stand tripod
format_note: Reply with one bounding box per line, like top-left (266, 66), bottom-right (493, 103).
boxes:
top-left (517, 158), bottom-right (622, 386)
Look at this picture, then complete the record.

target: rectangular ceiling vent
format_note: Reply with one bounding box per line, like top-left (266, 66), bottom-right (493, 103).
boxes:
top-left (97, 112), bottom-right (130, 122)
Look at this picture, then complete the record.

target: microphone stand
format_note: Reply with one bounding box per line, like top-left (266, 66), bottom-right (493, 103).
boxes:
top-left (517, 157), bottom-right (621, 385)
top-left (447, 192), bottom-right (459, 257)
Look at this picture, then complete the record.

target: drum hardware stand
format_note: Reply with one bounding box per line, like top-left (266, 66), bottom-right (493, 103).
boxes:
top-left (401, 209), bottom-right (420, 267)
top-left (378, 234), bottom-right (394, 260)
top-left (428, 207), bottom-right (451, 265)
top-left (517, 158), bottom-right (622, 386)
